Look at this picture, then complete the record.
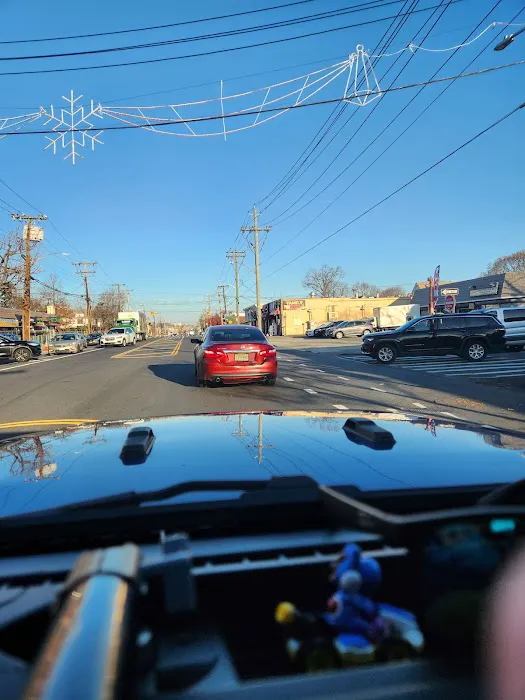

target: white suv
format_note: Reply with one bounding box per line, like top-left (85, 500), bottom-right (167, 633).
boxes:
top-left (101, 326), bottom-right (136, 347)
top-left (476, 307), bottom-right (525, 350)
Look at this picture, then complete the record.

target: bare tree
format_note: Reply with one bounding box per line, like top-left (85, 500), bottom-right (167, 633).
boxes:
top-left (303, 265), bottom-right (349, 297)
top-left (0, 231), bottom-right (23, 306)
top-left (92, 288), bottom-right (119, 331)
top-left (379, 285), bottom-right (408, 297)
top-left (351, 281), bottom-right (380, 297)
top-left (483, 250), bottom-right (525, 276)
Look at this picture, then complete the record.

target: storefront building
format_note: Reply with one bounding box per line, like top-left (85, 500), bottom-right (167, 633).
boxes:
top-left (246, 295), bottom-right (411, 336)
top-left (412, 272), bottom-right (525, 314)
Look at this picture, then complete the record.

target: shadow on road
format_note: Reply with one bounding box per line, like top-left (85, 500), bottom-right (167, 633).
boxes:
top-left (148, 362), bottom-right (196, 387)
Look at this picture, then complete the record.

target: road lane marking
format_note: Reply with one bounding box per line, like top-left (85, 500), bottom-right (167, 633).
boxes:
top-left (299, 363), bottom-right (309, 367)
top-left (170, 339), bottom-right (183, 356)
top-left (440, 411), bottom-right (460, 419)
top-left (283, 377), bottom-right (295, 382)
top-left (304, 388), bottom-right (318, 394)
top-left (412, 402), bottom-right (427, 409)
top-left (371, 387), bottom-right (387, 393)
top-left (337, 376), bottom-right (350, 381)
top-left (111, 337), bottom-right (168, 359)
top-left (0, 419), bottom-right (98, 429)
top-left (315, 369), bottom-right (325, 372)
top-left (333, 404), bottom-right (349, 410)
top-left (0, 348), bottom-right (101, 373)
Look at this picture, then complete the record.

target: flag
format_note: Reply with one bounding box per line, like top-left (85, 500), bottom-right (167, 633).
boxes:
top-left (433, 265), bottom-right (440, 306)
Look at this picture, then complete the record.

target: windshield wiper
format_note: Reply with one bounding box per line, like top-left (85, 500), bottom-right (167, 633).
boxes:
top-left (1, 476), bottom-right (320, 522)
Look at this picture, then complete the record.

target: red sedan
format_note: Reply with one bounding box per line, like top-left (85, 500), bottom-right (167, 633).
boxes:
top-left (192, 325), bottom-right (277, 387)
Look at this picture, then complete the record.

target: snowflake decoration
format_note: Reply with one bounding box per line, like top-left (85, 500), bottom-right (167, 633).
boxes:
top-left (40, 90), bottom-right (104, 165)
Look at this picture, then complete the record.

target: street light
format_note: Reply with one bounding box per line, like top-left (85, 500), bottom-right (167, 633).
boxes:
top-left (494, 26), bottom-right (525, 51)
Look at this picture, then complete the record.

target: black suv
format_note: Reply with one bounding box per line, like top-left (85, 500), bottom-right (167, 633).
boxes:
top-left (0, 334), bottom-right (41, 362)
top-left (361, 314), bottom-right (505, 364)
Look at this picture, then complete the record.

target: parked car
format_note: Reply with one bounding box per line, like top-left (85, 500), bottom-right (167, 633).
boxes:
top-left (314, 322), bottom-right (341, 337)
top-left (473, 307), bottom-right (525, 351)
top-left (86, 332), bottom-right (102, 346)
top-left (78, 334), bottom-right (88, 349)
top-left (0, 334), bottom-right (41, 362)
top-left (101, 327), bottom-right (137, 347)
top-left (48, 333), bottom-right (83, 355)
top-left (361, 314), bottom-right (505, 364)
top-left (328, 320), bottom-right (374, 339)
top-left (192, 324), bottom-right (277, 387)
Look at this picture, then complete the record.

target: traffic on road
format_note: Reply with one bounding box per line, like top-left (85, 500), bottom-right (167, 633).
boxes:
top-left (0, 4), bottom-right (523, 699)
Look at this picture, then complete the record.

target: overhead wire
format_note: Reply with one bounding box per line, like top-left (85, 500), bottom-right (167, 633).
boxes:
top-left (265, 0), bottom-right (455, 224)
top-left (0, 1), bottom-right (321, 44)
top-left (256, 0), bottom-right (421, 209)
top-left (0, 2), bottom-right (398, 63)
top-left (263, 100), bottom-right (525, 279)
top-left (261, 0), bottom-right (511, 261)
top-left (0, 0), bottom-right (467, 77)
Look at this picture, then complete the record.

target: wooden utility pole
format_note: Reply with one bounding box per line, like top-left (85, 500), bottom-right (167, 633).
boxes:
top-left (241, 206), bottom-right (271, 331)
top-left (74, 262), bottom-right (97, 333)
top-left (226, 250), bottom-right (246, 323)
top-left (112, 283), bottom-right (127, 314)
top-left (11, 213), bottom-right (47, 341)
top-left (217, 284), bottom-right (228, 319)
top-left (428, 277), bottom-right (434, 315)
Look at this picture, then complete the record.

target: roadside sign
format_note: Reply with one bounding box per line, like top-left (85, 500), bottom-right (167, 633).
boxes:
top-left (441, 288), bottom-right (459, 296)
top-left (444, 294), bottom-right (456, 313)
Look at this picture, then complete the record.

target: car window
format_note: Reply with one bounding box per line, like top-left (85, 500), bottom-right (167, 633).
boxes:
top-left (408, 319), bottom-right (432, 332)
top-left (210, 328), bottom-right (266, 342)
top-left (466, 316), bottom-right (493, 329)
top-left (503, 308), bottom-right (525, 322)
top-left (436, 316), bottom-right (466, 330)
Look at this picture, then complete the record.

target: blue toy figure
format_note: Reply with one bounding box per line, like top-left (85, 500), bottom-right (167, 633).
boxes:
top-left (275, 543), bottom-right (424, 670)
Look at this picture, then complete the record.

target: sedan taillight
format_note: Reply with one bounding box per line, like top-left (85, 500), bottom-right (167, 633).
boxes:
top-left (259, 346), bottom-right (276, 358)
top-left (203, 347), bottom-right (225, 357)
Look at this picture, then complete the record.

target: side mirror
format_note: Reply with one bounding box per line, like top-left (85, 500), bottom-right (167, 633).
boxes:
top-left (191, 338), bottom-right (202, 344)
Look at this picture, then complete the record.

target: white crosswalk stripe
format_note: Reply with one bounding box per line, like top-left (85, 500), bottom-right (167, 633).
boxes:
top-left (341, 353), bottom-right (525, 378)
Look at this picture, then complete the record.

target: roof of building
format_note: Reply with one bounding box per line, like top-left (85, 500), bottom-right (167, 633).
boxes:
top-left (411, 272), bottom-right (525, 307)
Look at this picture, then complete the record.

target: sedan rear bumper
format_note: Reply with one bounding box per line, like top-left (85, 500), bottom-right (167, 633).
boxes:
top-left (203, 358), bottom-right (277, 383)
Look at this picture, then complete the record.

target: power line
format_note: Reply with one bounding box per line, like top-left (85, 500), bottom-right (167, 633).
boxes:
top-left (0, 2), bottom-right (394, 62)
top-left (261, 0), bottom-right (511, 259)
top-left (265, 0), bottom-right (456, 223)
top-left (0, 0), bottom-right (320, 45)
top-left (257, 0), bottom-right (417, 210)
top-left (0, 59), bottom-right (520, 139)
top-left (0, 0), bottom-right (467, 77)
top-left (264, 100), bottom-right (525, 278)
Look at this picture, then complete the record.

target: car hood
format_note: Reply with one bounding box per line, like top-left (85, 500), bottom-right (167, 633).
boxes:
top-left (365, 330), bottom-right (398, 340)
top-left (1, 412), bottom-right (525, 518)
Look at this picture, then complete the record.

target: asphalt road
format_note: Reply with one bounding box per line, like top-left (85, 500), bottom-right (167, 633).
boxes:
top-left (2, 336), bottom-right (525, 437)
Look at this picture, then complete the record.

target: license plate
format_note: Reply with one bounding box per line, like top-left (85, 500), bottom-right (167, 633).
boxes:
top-left (234, 353), bottom-right (249, 361)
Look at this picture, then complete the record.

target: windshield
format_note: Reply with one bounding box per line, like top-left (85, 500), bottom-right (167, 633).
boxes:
top-left (0, 2), bottom-right (521, 527)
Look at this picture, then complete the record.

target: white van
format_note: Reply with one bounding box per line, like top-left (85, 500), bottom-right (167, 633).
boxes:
top-left (477, 307), bottom-right (525, 350)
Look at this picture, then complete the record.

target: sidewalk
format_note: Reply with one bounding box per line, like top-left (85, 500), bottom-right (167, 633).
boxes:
top-left (271, 335), bottom-right (362, 354)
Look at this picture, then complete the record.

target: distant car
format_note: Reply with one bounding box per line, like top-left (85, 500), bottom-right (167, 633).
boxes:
top-left (361, 314), bottom-right (505, 364)
top-left (328, 320), bottom-right (374, 339)
top-left (314, 322), bottom-right (340, 337)
top-left (48, 333), bottom-right (83, 355)
top-left (0, 334), bottom-right (41, 362)
top-left (192, 325), bottom-right (277, 387)
top-left (101, 327), bottom-right (137, 347)
top-left (86, 332), bottom-right (102, 346)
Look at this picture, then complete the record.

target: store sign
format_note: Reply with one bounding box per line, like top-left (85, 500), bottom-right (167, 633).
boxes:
top-left (470, 283), bottom-right (499, 298)
top-left (283, 299), bottom-right (305, 310)
top-left (0, 317), bottom-right (18, 327)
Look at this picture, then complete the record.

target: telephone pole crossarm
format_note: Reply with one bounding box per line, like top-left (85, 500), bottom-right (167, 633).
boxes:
top-left (226, 249), bottom-right (246, 323)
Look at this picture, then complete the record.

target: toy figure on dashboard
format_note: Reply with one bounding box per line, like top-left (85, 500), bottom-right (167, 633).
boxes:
top-left (275, 543), bottom-right (424, 671)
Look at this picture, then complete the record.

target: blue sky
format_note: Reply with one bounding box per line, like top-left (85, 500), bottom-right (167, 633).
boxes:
top-left (0, 0), bottom-right (523, 322)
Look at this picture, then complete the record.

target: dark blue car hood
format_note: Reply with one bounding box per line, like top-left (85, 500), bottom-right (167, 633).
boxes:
top-left (0, 412), bottom-right (524, 518)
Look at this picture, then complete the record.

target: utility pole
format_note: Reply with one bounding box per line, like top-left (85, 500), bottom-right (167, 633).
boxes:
top-left (217, 284), bottom-right (228, 319)
top-left (11, 213), bottom-right (48, 341)
top-left (226, 250), bottom-right (246, 323)
top-left (241, 206), bottom-right (271, 331)
top-left (112, 283), bottom-right (127, 314)
top-left (74, 262), bottom-right (97, 333)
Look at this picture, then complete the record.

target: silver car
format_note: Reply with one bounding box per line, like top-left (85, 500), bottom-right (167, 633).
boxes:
top-left (48, 333), bottom-right (83, 354)
top-left (328, 320), bottom-right (374, 339)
